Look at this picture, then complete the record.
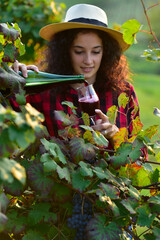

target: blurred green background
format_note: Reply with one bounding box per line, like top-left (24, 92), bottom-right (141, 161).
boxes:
top-left (1, 0), bottom-right (160, 141)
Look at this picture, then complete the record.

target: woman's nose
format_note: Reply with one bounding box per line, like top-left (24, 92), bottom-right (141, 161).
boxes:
top-left (84, 53), bottom-right (92, 64)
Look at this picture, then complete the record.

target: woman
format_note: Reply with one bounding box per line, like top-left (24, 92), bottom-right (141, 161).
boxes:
top-left (12, 3), bottom-right (139, 146)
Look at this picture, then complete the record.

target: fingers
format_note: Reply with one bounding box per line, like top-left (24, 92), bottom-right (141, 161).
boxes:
top-left (95, 109), bottom-right (109, 122)
top-left (92, 109), bottom-right (119, 139)
top-left (12, 60), bottom-right (39, 78)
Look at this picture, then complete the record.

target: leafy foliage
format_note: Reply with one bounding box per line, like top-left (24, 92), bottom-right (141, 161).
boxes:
top-left (0, 0), bottom-right (66, 61)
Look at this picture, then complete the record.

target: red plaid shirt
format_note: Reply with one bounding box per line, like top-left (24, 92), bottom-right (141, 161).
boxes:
top-left (15, 83), bottom-right (139, 137)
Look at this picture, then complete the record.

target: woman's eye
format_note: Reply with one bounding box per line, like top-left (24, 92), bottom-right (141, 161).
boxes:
top-left (93, 51), bottom-right (101, 54)
top-left (75, 51), bottom-right (83, 54)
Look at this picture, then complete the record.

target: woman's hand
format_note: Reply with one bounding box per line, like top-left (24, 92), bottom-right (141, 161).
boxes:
top-left (92, 109), bottom-right (119, 141)
top-left (12, 60), bottom-right (39, 78)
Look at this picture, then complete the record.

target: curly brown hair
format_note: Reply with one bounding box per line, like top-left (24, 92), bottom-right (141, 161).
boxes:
top-left (43, 28), bottom-right (131, 93)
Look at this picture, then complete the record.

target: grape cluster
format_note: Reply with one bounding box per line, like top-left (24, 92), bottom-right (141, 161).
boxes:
top-left (67, 193), bottom-right (93, 240)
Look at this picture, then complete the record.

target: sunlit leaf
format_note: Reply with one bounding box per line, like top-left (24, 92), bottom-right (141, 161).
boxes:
top-left (131, 116), bottom-right (143, 136)
top-left (92, 131), bottom-right (109, 148)
top-left (112, 127), bottom-right (128, 150)
top-left (0, 23), bottom-right (20, 41)
top-left (141, 48), bottom-right (160, 62)
top-left (140, 125), bottom-right (159, 139)
top-left (83, 130), bottom-right (95, 144)
top-left (118, 92), bottom-right (129, 109)
top-left (121, 197), bottom-right (138, 214)
top-left (82, 112), bottom-right (90, 126)
top-left (86, 214), bottom-right (122, 240)
top-left (107, 105), bottom-right (118, 124)
top-left (98, 183), bottom-right (120, 199)
top-left (56, 165), bottom-right (71, 183)
top-left (121, 19), bottom-right (142, 45)
top-left (156, 151), bottom-right (160, 162)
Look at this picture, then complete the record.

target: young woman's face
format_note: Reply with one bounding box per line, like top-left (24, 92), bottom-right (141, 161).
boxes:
top-left (70, 31), bottom-right (103, 84)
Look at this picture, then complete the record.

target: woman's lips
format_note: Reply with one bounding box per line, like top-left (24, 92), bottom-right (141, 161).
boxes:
top-left (81, 67), bottom-right (94, 73)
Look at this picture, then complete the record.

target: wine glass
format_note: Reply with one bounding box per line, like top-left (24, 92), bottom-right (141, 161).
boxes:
top-left (77, 84), bottom-right (100, 125)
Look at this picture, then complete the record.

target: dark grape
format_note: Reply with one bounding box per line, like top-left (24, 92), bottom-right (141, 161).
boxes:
top-left (67, 193), bottom-right (93, 240)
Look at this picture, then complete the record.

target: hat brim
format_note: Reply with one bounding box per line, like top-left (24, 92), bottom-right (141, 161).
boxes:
top-left (39, 22), bottom-right (130, 52)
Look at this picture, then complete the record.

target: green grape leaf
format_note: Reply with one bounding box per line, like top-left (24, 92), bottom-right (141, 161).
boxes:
top-left (28, 202), bottom-right (56, 226)
top-left (79, 161), bottom-right (93, 177)
top-left (56, 166), bottom-right (71, 183)
top-left (150, 168), bottom-right (159, 184)
top-left (140, 125), bottom-right (159, 139)
top-left (3, 43), bottom-right (18, 63)
top-left (98, 183), bottom-right (120, 199)
top-left (136, 204), bottom-right (156, 227)
top-left (118, 92), bottom-right (129, 109)
top-left (71, 169), bottom-right (91, 192)
top-left (128, 185), bottom-right (140, 200)
top-left (54, 110), bottom-right (71, 126)
top-left (22, 230), bottom-right (46, 240)
top-left (121, 19), bottom-right (142, 45)
top-left (153, 227), bottom-right (160, 239)
top-left (110, 143), bottom-right (132, 169)
top-left (141, 48), bottom-right (160, 62)
top-left (40, 153), bottom-right (58, 172)
top-left (121, 197), bottom-right (139, 214)
top-left (15, 89), bottom-right (26, 105)
top-left (156, 151), bottom-right (160, 162)
top-left (27, 162), bottom-right (54, 196)
top-left (107, 105), bottom-right (118, 124)
top-left (69, 137), bottom-right (96, 163)
top-left (0, 212), bottom-right (8, 232)
top-left (93, 167), bottom-right (123, 187)
top-left (61, 100), bottom-right (77, 114)
top-left (0, 158), bottom-right (26, 185)
top-left (4, 178), bottom-right (25, 196)
top-left (92, 131), bottom-right (109, 148)
top-left (6, 210), bottom-right (26, 235)
top-left (14, 37), bottom-right (25, 56)
top-left (41, 138), bottom-right (67, 164)
top-left (8, 125), bottom-right (35, 149)
top-left (86, 214), bottom-right (122, 240)
top-left (0, 23), bottom-right (20, 41)
top-left (0, 192), bottom-right (9, 214)
top-left (129, 138), bottom-right (144, 162)
top-left (149, 194), bottom-right (160, 205)
top-left (82, 112), bottom-right (90, 126)
top-left (131, 116), bottom-right (143, 136)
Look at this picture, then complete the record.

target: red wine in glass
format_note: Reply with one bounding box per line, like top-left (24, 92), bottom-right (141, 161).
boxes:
top-left (77, 84), bottom-right (100, 124)
top-left (79, 97), bottom-right (100, 116)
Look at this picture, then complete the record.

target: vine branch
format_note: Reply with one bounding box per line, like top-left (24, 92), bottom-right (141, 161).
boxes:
top-left (140, 0), bottom-right (160, 47)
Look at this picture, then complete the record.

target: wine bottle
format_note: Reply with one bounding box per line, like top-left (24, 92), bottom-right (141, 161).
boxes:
top-left (19, 70), bottom-right (85, 94)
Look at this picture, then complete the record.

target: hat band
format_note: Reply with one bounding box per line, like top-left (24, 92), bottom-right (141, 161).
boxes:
top-left (68, 17), bottom-right (108, 28)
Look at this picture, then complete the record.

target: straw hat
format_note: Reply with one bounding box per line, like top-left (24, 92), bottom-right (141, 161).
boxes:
top-left (39, 4), bottom-right (130, 51)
